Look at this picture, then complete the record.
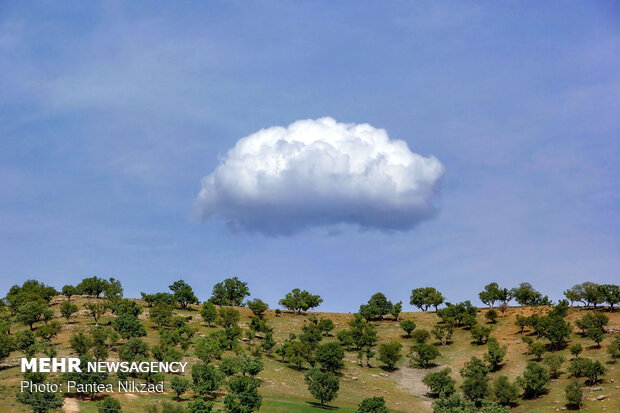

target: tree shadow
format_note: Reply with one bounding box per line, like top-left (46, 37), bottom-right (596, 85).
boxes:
top-left (306, 401), bottom-right (339, 410)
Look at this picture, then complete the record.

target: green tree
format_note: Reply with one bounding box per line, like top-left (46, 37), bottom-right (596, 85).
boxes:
top-left (194, 336), bottom-right (223, 363)
top-left (569, 343), bottom-right (583, 358)
top-left (218, 307), bottom-right (241, 328)
top-left (85, 301), bottom-right (108, 326)
top-left (301, 324), bottom-right (322, 346)
top-left (97, 397), bottom-right (121, 413)
top-left (517, 361), bottom-right (550, 398)
top-left (170, 376), bottom-right (190, 400)
top-left (318, 318), bottom-right (335, 336)
top-left (314, 342), bottom-right (345, 373)
top-left (112, 313), bottom-right (146, 339)
top-left (432, 324), bottom-right (453, 346)
top-left (70, 332), bottom-right (92, 357)
top-left (191, 363), bottom-right (223, 396)
top-left (542, 316), bottom-right (572, 351)
top-left (491, 375), bottom-right (519, 406)
top-left (470, 325), bottom-right (491, 345)
top-left (241, 355), bottom-right (264, 378)
top-left (485, 309), bottom-right (498, 323)
top-left (103, 278), bottom-right (123, 299)
top-left (515, 315), bottom-right (528, 333)
top-left (422, 368), bottom-right (455, 397)
top-left (528, 341), bottom-right (546, 361)
top-left (62, 285), bottom-right (77, 301)
top-left (36, 321), bottom-right (62, 341)
top-left (543, 353), bottom-right (565, 379)
top-left (479, 283), bottom-right (502, 308)
top-left (460, 357), bottom-right (490, 403)
top-left (199, 301), bottom-right (217, 327)
top-left (0, 334), bottom-right (16, 363)
top-left (568, 357), bottom-right (590, 378)
top-left (76, 276), bottom-right (107, 298)
top-left (168, 280), bottom-right (199, 309)
top-left (582, 282), bottom-right (604, 308)
top-left (210, 277), bottom-right (250, 307)
top-left (410, 287), bottom-right (444, 311)
top-left (563, 285), bottom-right (582, 307)
top-left (5, 280), bottom-right (57, 314)
top-left (432, 393), bottom-right (476, 413)
top-left (411, 329), bottom-right (431, 344)
top-left (582, 359), bottom-right (605, 384)
top-left (225, 376), bottom-right (262, 413)
top-left (484, 338), bottom-right (507, 371)
top-left (285, 341), bottom-right (313, 370)
top-left (17, 330), bottom-right (38, 358)
top-left (60, 301), bottom-right (78, 322)
top-left (220, 357), bottom-right (241, 376)
top-left (607, 334), bottom-right (620, 362)
top-left (246, 298), bottom-right (268, 318)
top-left (511, 283), bottom-right (545, 306)
top-left (436, 301), bottom-right (477, 328)
top-left (409, 343), bottom-right (440, 368)
top-left (118, 337), bottom-right (149, 362)
top-left (357, 396), bottom-right (389, 413)
top-left (400, 320), bottom-right (416, 337)
top-left (17, 387), bottom-right (64, 413)
top-left (565, 379), bottom-right (583, 409)
top-left (599, 284), bottom-right (620, 311)
top-left (279, 288), bottom-right (323, 314)
top-left (378, 341), bottom-right (402, 370)
top-left (586, 326), bottom-right (604, 348)
top-left (149, 304), bottom-right (173, 327)
top-left (16, 301), bottom-right (48, 330)
top-left (575, 312), bottom-right (608, 334)
top-left (186, 399), bottom-right (214, 413)
top-left (304, 368), bottom-right (339, 406)
top-left (391, 301), bottom-right (403, 321)
top-left (359, 292), bottom-right (399, 321)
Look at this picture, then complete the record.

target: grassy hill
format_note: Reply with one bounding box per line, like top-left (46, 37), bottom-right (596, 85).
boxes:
top-left (0, 295), bottom-right (618, 413)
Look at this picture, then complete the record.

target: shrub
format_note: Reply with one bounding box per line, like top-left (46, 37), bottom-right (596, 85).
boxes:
top-left (170, 376), bottom-right (190, 400)
top-left (422, 368), bottom-right (455, 397)
top-left (378, 341), bottom-right (402, 370)
top-left (460, 357), bottom-right (489, 403)
top-left (97, 397), bottom-right (121, 413)
top-left (409, 343), bottom-right (440, 368)
top-left (485, 309), bottom-right (499, 323)
top-left (565, 379), bottom-right (583, 409)
top-left (314, 342), bottom-right (345, 373)
top-left (400, 320), bottom-right (416, 337)
top-left (569, 343), bottom-right (583, 358)
top-left (492, 375), bottom-right (519, 406)
top-left (357, 396), bottom-right (389, 413)
top-left (543, 353), bottom-right (565, 379)
top-left (484, 338), bottom-right (507, 371)
top-left (517, 362), bottom-right (550, 398)
top-left (304, 369), bottom-right (339, 406)
top-left (471, 325), bottom-right (491, 345)
top-left (411, 329), bottom-right (430, 344)
top-left (432, 393), bottom-right (476, 413)
top-left (528, 341), bottom-right (546, 361)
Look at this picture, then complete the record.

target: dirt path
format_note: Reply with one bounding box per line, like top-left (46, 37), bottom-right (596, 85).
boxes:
top-left (63, 397), bottom-right (80, 413)
top-left (391, 366), bottom-right (444, 410)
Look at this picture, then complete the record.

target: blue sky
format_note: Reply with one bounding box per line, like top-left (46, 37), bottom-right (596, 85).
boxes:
top-left (1, 1), bottom-right (618, 311)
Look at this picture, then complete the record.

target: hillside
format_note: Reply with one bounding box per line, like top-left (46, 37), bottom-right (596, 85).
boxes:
top-left (0, 293), bottom-right (619, 413)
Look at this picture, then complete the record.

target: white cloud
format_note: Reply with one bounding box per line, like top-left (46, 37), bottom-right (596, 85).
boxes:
top-left (194, 117), bottom-right (444, 235)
